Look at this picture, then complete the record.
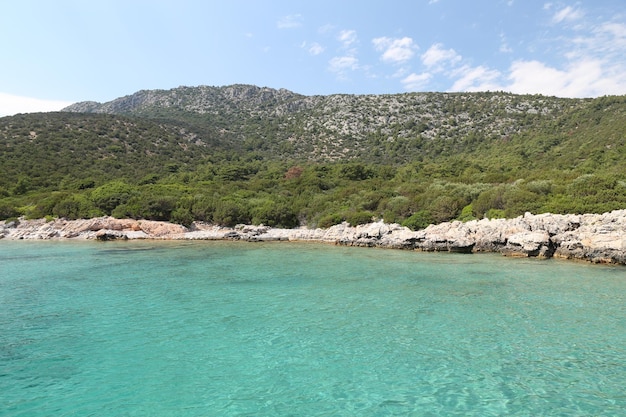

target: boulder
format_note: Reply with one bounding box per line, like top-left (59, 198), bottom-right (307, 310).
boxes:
top-left (504, 231), bottom-right (552, 257)
top-left (95, 230), bottom-right (128, 241)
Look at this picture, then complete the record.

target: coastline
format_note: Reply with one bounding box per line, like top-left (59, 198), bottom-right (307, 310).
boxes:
top-left (2, 210), bottom-right (625, 265)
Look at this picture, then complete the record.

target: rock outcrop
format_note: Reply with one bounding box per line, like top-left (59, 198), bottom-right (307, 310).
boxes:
top-left (2, 210), bottom-right (626, 265)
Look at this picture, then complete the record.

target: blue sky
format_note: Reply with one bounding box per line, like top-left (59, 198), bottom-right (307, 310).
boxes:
top-left (1, 0), bottom-right (625, 115)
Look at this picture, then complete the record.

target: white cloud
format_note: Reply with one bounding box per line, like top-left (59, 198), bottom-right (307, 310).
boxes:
top-left (449, 65), bottom-right (502, 92)
top-left (421, 43), bottom-right (461, 69)
top-left (505, 59), bottom-right (626, 97)
top-left (277, 14), bottom-right (303, 29)
top-left (328, 55), bottom-right (359, 78)
top-left (308, 42), bottom-right (325, 56)
top-left (443, 56), bottom-right (626, 98)
top-left (552, 6), bottom-right (583, 24)
top-left (600, 22), bottom-right (626, 38)
top-left (372, 36), bottom-right (417, 64)
top-left (327, 30), bottom-right (360, 79)
top-left (329, 55), bottom-right (358, 70)
top-left (0, 92), bottom-right (72, 117)
top-left (338, 29), bottom-right (358, 48)
top-left (529, 16), bottom-right (626, 96)
top-left (429, 8), bottom-right (626, 98)
top-left (401, 73), bottom-right (433, 91)
top-left (506, 60), bottom-right (569, 95)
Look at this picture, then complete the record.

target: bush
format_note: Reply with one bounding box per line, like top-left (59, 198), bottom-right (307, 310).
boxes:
top-left (317, 213), bottom-right (344, 229)
top-left (428, 195), bottom-right (463, 223)
top-left (568, 174), bottom-right (616, 198)
top-left (381, 195), bottom-right (412, 223)
top-left (473, 186), bottom-right (506, 218)
top-left (91, 181), bottom-right (136, 214)
top-left (251, 200), bottom-right (299, 228)
top-left (140, 197), bottom-right (177, 221)
top-left (503, 187), bottom-right (544, 217)
top-left (52, 194), bottom-right (101, 220)
top-left (402, 210), bottom-right (433, 230)
top-left (345, 210), bottom-right (374, 226)
top-left (170, 207), bottom-right (194, 227)
top-left (0, 202), bottom-right (20, 221)
top-left (485, 209), bottom-right (506, 219)
top-left (191, 196), bottom-right (216, 222)
top-left (457, 204), bottom-right (476, 222)
top-left (213, 199), bottom-right (251, 227)
top-left (338, 163), bottom-right (373, 181)
top-left (525, 180), bottom-right (553, 195)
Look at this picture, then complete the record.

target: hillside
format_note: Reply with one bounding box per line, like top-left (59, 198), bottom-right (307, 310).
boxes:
top-left (1, 85), bottom-right (625, 228)
top-left (63, 84), bottom-right (588, 162)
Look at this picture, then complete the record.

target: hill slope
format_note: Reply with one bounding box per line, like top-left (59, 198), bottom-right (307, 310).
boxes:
top-left (63, 84), bottom-right (590, 161)
top-left (1, 85), bottom-right (625, 227)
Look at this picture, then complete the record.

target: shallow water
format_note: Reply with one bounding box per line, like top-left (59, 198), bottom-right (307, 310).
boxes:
top-left (1, 241), bottom-right (625, 416)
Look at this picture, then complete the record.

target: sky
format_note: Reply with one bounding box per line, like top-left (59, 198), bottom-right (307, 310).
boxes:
top-left (1, 0), bottom-right (626, 116)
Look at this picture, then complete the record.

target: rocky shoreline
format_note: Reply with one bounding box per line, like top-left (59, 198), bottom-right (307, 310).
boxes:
top-left (2, 210), bottom-right (626, 265)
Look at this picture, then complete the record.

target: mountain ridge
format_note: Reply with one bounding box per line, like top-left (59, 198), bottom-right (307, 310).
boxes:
top-left (63, 84), bottom-right (307, 115)
top-left (62, 84), bottom-right (592, 162)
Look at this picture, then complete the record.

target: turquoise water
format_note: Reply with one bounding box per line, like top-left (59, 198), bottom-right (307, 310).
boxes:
top-left (1, 241), bottom-right (625, 416)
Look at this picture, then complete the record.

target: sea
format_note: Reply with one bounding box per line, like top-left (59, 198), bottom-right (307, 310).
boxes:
top-left (1, 240), bottom-right (625, 416)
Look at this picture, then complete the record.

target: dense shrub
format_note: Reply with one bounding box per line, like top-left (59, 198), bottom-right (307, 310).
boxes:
top-left (213, 199), bottom-right (251, 227)
top-left (402, 210), bottom-right (433, 231)
top-left (344, 210), bottom-right (374, 226)
top-left (251, 200), bottom-right (299, 228)
top-left (0, 201), bottom-right (20, 220)
top-left (317, 213), bottom-right (344, 229)
top-left (52, 194), bottom-right (100, 220)
top-left (170, 207), bottom-right (194, 227)
top-left (91, 181), bottom-right (136, 214)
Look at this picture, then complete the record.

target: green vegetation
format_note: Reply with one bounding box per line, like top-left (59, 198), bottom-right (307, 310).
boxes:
top-left (1, 88), bottom-right (625, 229)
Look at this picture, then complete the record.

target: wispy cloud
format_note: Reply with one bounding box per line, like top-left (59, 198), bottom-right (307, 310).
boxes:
top-left (307, 42), bottom-right (325, 56)
top-left (277, 14), bottom-right (303, 29)
top-left (552, 6), bottom-right (584, 24)
top-left (584, 22), bottom-right (626, 56)
top-left (401, 72), bottom-right (432, 90)
top-left (499, 33), bottom-right (513, 53)
top-left (409, 5), bottom-right (626, 98)
top-left (523, 13), bottom-right (626, 96)
top-left (328, 29), bottom-right (360, 79)
top-left (0, 92), bottom-right (72, 117)
top-left (372, 36), bottom-right (418, 64)
top-left (318, 24), bottom-right (335, 35)
top-left (338, 29), bottom-right (358, 48)
top-left (328, 56), bottom-right (359, 78)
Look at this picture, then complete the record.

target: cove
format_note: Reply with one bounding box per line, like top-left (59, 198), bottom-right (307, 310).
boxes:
top-left (1, 240), bottom-right (625, 416)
